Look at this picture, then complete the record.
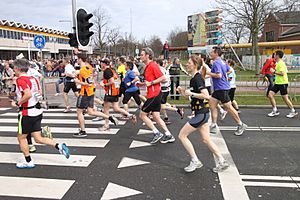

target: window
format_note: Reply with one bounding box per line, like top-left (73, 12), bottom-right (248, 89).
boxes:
top-left (266, 31), bottom-right (274, 42)
top-left (14, 31), bottom-right (17, 39)
top-left (7, 30), bottom-right (11, 39)
top-left (0, 29), bottom-right (3, 38)
top-left (17, 32), bottom-right (21, 40)
top-left (3, 30), bottom-right (7, 38)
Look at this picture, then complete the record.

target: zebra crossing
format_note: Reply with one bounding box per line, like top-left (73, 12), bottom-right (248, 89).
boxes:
top-left (0, 107), bottom-right (137, 200)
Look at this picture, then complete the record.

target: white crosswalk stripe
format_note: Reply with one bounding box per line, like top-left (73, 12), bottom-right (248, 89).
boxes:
top-left (0, 108), bottom-right (132, 199)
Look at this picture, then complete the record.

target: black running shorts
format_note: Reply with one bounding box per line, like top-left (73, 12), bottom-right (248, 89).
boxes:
top-left (18, 114), bottom-right (42, 135)
top-left (142, 93), bottom-right (162, 113)
top-left (76, 95), bottom-right (95, 109)
top-left (271, 84), bottom-right (288, 95)
top-left (212, 90), bottom-right (231, 104)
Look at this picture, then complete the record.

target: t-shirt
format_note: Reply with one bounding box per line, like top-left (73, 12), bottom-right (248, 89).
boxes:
top-left (144, 61), bottom-right (163, 98)
top-left (211, 58), bottom-right (230, 91)
top-left (200, 64), bottom-right (212, 87)
top-left (189, 73), bottom-right (209, 114)
top-left (275, 59), bottom-right (288, 85)
top-left (124, 70), bottom-right (139, 93)
top-left (159, 66), bottom-right (170, 92)
top-left (117, 64), bottom-right (126, 80)
top-left (27, 67), bottom-right (42, 80)
top-left (103, 68), bottom-right (119, 96)
top-left (228, 67), bottom-right (236, 88)
top-left (16, 75), bottom-right (43, 117)
top-left (64, 64), bottom-right (76, 82)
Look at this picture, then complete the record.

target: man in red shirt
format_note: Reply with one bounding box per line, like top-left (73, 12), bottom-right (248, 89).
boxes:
top-left (140, 47), bottom-right (175, 144)
top-left (261, 53), bottom-right (276, 96)
top-left (12, 59), bottom-right (70, 169)
top-left (163, 41), bottom-right (169, 60)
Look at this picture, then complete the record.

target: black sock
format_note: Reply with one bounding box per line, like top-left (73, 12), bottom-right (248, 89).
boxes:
top-left (25, 156), bottom-right (31, 163)
top-left (177, 108), bottom-right (180, 113)
top-left (55, 143), bottom-right (59, 150)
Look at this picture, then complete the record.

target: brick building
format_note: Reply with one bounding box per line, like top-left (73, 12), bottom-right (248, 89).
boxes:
top-left (260, 11), bottom-right (300, 54)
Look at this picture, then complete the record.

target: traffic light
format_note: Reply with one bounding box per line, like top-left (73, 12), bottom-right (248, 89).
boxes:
top-left (205, 9), bottom-right (223, 46)
top-left (68, 33), bottom-right (78, 48)
top-left (76, 8), bottom-right (94, 46)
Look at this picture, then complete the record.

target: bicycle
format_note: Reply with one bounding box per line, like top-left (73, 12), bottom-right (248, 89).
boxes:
top-left (256, 74), bottom-right (269, 90)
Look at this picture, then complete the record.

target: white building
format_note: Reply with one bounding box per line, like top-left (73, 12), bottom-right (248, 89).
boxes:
top-left (0, 20), bottom-right (72, 60)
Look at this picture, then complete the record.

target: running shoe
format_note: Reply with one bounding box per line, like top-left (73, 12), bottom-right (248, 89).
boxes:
top-left (130, 114), bottom-right (137, 124)
top-left (73, 130), bottom-right (87, 138)
top-left (29, 145), bottom-right (37, 153)
top-left (184, 160), bottom-right (203, 172)
top-left (99, 125), bottom-right (110, 131)
top-left (234, 123), bottom-right (248, 136)
top-left (150, 132), bottom-right (164, 144)
top-left (160, 134), bottom-right (175, 144)
top-left (58, 143), bottom-right (70, 159)
top-left (268, 110), bottom-right (280, 117)
top-left (213, 160), bottom-right (230, 173)
top-left (42, 126), bottom-right (53, 139)
top-left (92, 117), bottom-right (102, 121)
top-left (109, 116), bottom-right (119, 126)
top-left (63, 107), bottom-right (71, 113)
top-left (210, 124), bottom-right (218, 134)
top-left (286, 111), bottom-right (298, 118)
top-left (16, 161), bottom-right (35, 169)
top-left (54, 93), bottom-right (61, 96)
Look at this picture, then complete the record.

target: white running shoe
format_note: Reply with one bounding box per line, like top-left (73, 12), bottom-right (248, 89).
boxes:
top-left (268, 110), bottom-right (280, 117)
top-left (184, 160), bottom-right (203, 172)
top-left (220, 111), bottom-right (228, 120)
top-left (16, 161), bottom-right (35, 169)
top-left (286, 111), bottom-right (298, 118)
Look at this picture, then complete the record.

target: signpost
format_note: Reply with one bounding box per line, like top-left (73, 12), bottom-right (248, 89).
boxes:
top-left (33, 35), bottom-right (47, 100)
top-left (22, 36), bottom-right (34, 60)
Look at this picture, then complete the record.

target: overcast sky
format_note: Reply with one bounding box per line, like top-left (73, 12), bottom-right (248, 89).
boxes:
top-left (0, 0), bottom-right (215, 41)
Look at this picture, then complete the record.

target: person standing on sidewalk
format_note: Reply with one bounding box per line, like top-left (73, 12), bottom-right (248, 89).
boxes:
top-left (12, 59), bottom-right (70, 169)
top-left (177, 55), bottom-right (229, 173)
top-left (139, 47), bottom-right (175, 144)
top-left (52, 60), bottom-right (65, 96)
top-left (74, 54), bottom-right (119, 137)
top-left (261, 53), bottom-right (276, 96)
top-left (267, 50), bottom-right (298, 118)
top-left (163, 41), bottom-right (170, 60)
top-left (207, 47), bottom-right (247, 136)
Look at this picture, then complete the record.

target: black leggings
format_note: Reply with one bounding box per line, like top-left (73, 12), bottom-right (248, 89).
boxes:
top-left (122, 90), bottom-right (141, 106)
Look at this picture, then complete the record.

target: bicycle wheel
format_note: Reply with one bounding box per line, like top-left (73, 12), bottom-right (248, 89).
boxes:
top-left (256, 79), bottom-right (269, 90)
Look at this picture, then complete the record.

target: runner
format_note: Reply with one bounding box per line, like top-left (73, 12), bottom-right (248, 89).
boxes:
top-left (63, 58), bottom-right (79, 113)
top-left (177, 55), bottom-right (229, 173)
top-left (207, 47), bottom-right (247, 136)
top-left (12, 59), bottom-right (70, 169)
top-left (261, 53), bottom-right (276, 96)
top-left (139, 47), bottom-right (175, 144)
top-left (73, 54), bottom-right (119, 137)
top-left (122, 61), bottom-right (142, 113)
top-left (227, 59), bottom-right (240, 113)
top-left (99, 58), bottom-right (137, 131)
top-left (156, 59), bottom-right (184, 123)
top-left (268, 50), bottom-right (298, 118)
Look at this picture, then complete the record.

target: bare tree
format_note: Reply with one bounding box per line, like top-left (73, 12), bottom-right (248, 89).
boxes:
top-left (216, 0), bottom-right (275, 73)
top-left (167, 27), bottom-right (188, 47)
top-left (280, 0), bottom-right (300, 11)
top-left (92, 6), bottom-right (110, 50)
top-left (223, 19), bottom-right (249, 44)
top-left (147, 35), bottom-right (163, 57)
top-left (107, 27), bottom-right (121, 56)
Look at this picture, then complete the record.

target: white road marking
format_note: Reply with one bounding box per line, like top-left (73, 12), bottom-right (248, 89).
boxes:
top-left (219, 126), bottom-right (300, 132)
top-left (0, 176), bottom-right (74, 199)
top-left (117, 157), bottom-right (150, 169)
top-left (0, 108), bottom-right (10, 111)
top-left (137, 129), bottom-right (153, 135)
top-left (243, 181), bottom-right (298, 188)
top-left (101, 182), bottom-right (142, 200)
top-left (129, 140), bottom-right (152, 148)
top-left (0, 136), bottom-right (109, 148)
top-left (0, 126), bottom-right (119, 135)
top-left (0, 118), bottom-right (125, 125)
top-left (0, 152), bottom-right (95, 167)
top-left (241, 175), bottom-right (300, 181)
top-left (211, 133), bottom-right (250, 200)
top-left (44, 108), bottom-right (137, 112)
top-left (0, 112), bottom-right (124, 118)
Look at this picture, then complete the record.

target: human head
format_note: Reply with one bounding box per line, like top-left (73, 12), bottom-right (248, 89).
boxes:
top-left (119, 57), bottom-right (126, 65)
top-left (227, 59), bottom-right (235, 68)
top-left (125, 61), bottom-right (134, 71)
top-left (140, 47), bottom-right (154, 63)
top-left (155, 59), bottom-right (164, 67)
top-left (275, 50), bottom-right (284, 61)
top-left (187, 55), bottom-right (203, 73)
top-left (100, 58), bottom-right (110, 70)
top-left (209, 46), bottom-right (223, 60)
top-left (13, 59), bottom-right (30, 76)
top-left (77, 53), bottom-right (87, 65)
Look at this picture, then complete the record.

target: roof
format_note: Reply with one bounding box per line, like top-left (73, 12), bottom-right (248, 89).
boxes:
top-left (273, 11), bottom-right (300, 24)
top-left (281, 24), bottom-right (300, 37)
top-left (0, 20), bottom-right (68, 36)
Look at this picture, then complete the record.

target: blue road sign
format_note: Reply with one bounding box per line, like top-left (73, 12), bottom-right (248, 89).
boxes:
top-left (34, 35), bottom-right (46, 49)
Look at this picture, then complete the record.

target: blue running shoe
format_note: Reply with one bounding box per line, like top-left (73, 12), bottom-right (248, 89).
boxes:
top-left (58, 143), bottom-right (70, 159)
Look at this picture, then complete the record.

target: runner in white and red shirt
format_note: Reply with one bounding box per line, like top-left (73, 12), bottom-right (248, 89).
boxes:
top-left (139, 47), bottom-right (175, 144)
top-left (12, 59), bottom-right (71, 169)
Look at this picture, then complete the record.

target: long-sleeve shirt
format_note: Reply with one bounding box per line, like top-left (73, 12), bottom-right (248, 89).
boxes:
top-left (261, 58), bottom-right (276, 75)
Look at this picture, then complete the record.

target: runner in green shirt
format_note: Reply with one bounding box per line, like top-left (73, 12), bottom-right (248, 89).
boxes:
top-left (267, 50), bottom-right (298, 118)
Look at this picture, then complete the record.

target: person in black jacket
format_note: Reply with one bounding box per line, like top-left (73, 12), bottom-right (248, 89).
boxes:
top-left (169, 58), bottom-right (181, 100)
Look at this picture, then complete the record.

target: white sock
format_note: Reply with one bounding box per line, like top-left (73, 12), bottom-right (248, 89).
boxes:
top-left (191, 156), bottom-right (199, 162)
top-left (238, 121), bottom-right (242, 126)
top-left (211, 122), bottom-right (217, 127)
top-left (273, 107), bottom-right (277, 112)
top-left (152, 128), bottom-right (159, 134)
top-left (291, 108), bottom-right (295, 113)
top-left (165, 131), bottom-right (171, 136)
top-left (219, 108), bottom-right (224, 114)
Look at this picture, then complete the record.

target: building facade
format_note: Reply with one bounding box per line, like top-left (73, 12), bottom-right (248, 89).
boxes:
top-left (0, 20), bottom-right (72, 60)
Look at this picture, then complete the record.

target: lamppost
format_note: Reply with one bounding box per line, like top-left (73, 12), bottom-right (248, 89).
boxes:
top-left (59, 20), bottom-right (72, 57)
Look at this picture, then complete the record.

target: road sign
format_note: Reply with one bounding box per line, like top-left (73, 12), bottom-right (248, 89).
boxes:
top-left (34, 35), bottom-right (46, 49)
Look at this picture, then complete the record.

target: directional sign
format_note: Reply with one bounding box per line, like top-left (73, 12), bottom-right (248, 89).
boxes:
top-left (33, 35), bottom-right (46, 49)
